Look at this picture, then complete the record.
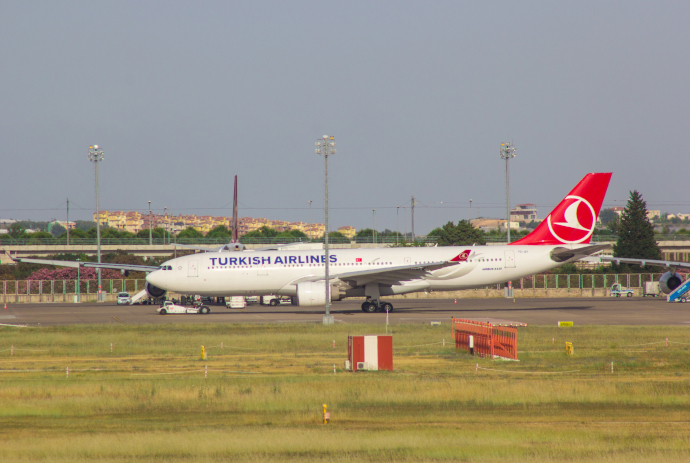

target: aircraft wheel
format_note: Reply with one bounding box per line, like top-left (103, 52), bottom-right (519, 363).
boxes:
top-left (361, 302), bottom-right (368, 312)
top-left (160, 309), bottom-right (167, 315)
top-left (364, 302), bottom-right (377, 313)
top-left (381, 302), bottom-right (393, 313)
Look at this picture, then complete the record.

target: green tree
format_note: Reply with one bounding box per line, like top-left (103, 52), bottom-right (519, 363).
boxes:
top-left (355, 228), bottom-right (375, 237)
top-left (75, 220), bottom-right (96, 231)
top-left (427, 220), bottom-right (486, 246)
top-left (613, 190), bottom-right (661, 261)
top-left (177, 227), bottom-right (204, 239)
top-left (58, 228), bottom-right (87, 240)
top-left (8, 223), bottom-right (26, 239)
top-left (49, 223), bottom-right (67, 237)
top-left (599, 208), bottom-right (618, 225)
top-left (243, 226), bottom-right (279, 239)
top-left (206, 225), bottom-right (232, 239)
top-left (136, 227), bottom-right (165, 240)
top-left (27, 231), bottom-right (54, 243)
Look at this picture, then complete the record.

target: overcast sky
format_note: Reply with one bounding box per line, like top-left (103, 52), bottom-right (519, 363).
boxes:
top-left (1, 1), bottom-right (688, 234)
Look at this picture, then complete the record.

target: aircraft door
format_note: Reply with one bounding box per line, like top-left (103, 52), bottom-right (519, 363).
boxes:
top-left (504, 251), bottom-right (515, 268)
top-left (188, 260), bottom-right (198, 277)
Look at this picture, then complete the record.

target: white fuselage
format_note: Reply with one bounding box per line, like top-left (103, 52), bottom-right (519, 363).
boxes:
top-left (146, 245), bottom-right (576, 298)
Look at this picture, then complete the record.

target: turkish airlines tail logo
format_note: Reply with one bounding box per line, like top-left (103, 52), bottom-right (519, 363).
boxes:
top-left (450, 250), bottom-right (472, 262)
top-left (511, 173), bottom-right (612, 246)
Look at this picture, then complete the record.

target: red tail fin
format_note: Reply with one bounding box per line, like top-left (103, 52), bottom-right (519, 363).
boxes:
top-left (511, 173), bottom-right (612, 245)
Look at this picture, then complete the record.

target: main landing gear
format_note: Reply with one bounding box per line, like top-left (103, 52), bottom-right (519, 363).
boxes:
top-left (361, 299), bottom-right (394, 313)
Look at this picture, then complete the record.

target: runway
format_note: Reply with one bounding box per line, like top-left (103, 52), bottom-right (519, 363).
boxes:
top-left (1, 296), bottom-right (687, 326)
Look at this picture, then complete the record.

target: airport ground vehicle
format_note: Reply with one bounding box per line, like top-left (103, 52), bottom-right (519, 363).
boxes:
top-left (610, 283), bottom-right (634, 297)
top-left (245, 296), bottom-right (259, 305)
top-left (116, 292), bottom-right (131, 305)
top-left (138, 296), bottom-right (166, 305)
top-left (157, 300), bottom-right (210, 315)
top-left (643, 282), bottom-right (660, 297)
top-left (226, 296), bottom-right (246, 309)
top-left (262, 295), bottom-right (293, 306)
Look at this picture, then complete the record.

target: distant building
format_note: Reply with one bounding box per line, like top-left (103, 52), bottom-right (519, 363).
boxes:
top-left (510, 204), bottom-right (538, 222)
top-left (338, 226), bottom-right (356, 239)
top-left (471, 219), bottom-right (519, 231)
top-left (647, 210), bottom-right (661, 221)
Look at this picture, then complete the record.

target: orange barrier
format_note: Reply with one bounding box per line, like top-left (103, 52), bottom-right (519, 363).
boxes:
top-left (452, 318), bottom-right (517, 360)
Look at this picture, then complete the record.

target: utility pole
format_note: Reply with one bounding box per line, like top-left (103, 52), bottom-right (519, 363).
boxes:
top-left (316, 135), bottom-right (336, 325)
top-left (66, 198), bottom-right (69, 246)
top-left (403, 206), bottom-right (407, 241)
top-left (308, 200), bottom-right (312, 239)
top-left (411, 196), bottom-right (416, 242)
top-left (373, 209), bottom-right (376, 244)
top-left (88, 145), bottom-right (104, 302)
top-left (396, 206), bottom-right (399, 245)
top-left (148, 201), bottom-right (152, 245)
top-left (500, 143), bottom-right (516, 243)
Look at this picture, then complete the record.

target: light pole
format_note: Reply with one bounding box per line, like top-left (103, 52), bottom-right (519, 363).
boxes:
top-left (396, 206), bottom-right (399, 245)
top-left (148, 201), bottom-right (152, 245)
top-left (308, 200), bottom-right (312, 239)
top-left (164, 207), bottom-right (168, 245)
top-left (76, 257), bottom-right (80, 303)
top-left (500, 143), bottom-right (516, 243)
top-left (316, 135), bottom-right (336, 325)
top-left (469, 199), bottom-right (472, 220)
top-left (88, 145), bottom-right (104, 302)
top-left (373, 209), bottom-right (376, 244)
top-left (403, 206), bottom-right (407, 241)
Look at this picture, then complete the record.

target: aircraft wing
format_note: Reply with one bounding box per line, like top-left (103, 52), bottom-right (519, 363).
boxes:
top-left (583, 255), bottom-right (690, 270)
top-left (6, 253), bottom-right (160, 272)
top-left (293, 261), bottom-right (458, 287)
top-left (172, 243), bottom-right (221, 252)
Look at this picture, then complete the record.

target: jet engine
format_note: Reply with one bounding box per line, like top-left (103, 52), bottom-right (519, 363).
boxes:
top-left (659, 271), bottom-right (683, 294)
top-left (294, 282), bottom-right (343, 307)
top-left (145, 281), bottom-right (166, 298)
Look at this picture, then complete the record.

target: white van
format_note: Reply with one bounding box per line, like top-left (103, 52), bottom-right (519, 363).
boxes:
top-left (117, 292), bottom-right (131, 305)
top-left (226, 296), bottom-right (246, 309)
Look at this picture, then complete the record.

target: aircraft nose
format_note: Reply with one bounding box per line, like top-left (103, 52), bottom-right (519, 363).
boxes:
top-left (146, 270), bottom-right (166, 289)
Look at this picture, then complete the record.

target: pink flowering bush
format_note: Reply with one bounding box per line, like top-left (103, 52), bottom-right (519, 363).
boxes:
top-left (27, 267), bottom-right (123, 281)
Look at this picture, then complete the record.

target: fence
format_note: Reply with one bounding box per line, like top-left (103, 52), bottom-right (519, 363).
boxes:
top-left (452, 318), bottom-right (518, 360)
top-left (1, 279), bottom-right (146, 297)
top-left (0, 273), bottom-right (668, 296)
top-left (484, 273), bottom-right (670, 291)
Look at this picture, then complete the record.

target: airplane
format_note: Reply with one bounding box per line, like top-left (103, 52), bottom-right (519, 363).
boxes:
top-left (10, 172), bottom-right (619, 313)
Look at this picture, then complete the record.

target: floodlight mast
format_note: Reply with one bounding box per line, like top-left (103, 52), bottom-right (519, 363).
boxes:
top-left (88, 145), bottom-right (105, 302)
top-left (315, 135), bottom-right (336, 325)
top-left (499, 143), bottom-right (516, 243)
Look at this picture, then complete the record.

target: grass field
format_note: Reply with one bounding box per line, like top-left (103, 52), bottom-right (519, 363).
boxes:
top-left (1, 323), bottom-right (690, 462)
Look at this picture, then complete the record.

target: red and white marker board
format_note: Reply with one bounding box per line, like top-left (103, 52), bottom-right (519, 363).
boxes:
top-left (348, 335), bottom-right (393, 371)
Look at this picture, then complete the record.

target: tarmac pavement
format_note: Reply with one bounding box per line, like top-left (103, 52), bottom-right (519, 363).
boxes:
top-left (1, 296), bottom-right (687, 327)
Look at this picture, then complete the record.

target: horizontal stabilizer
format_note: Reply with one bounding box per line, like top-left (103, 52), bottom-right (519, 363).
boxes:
top-left (550, 244), bottom-right (611, 263)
